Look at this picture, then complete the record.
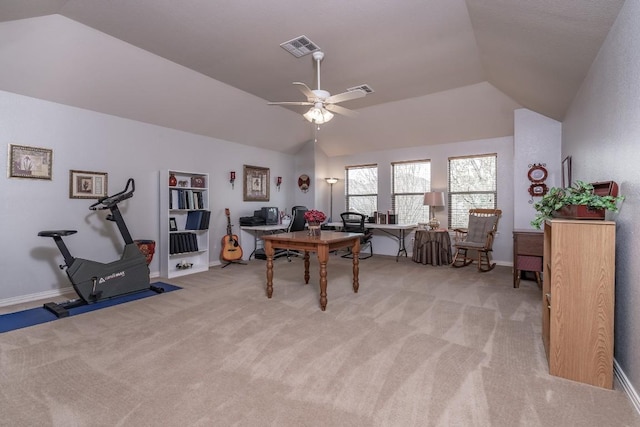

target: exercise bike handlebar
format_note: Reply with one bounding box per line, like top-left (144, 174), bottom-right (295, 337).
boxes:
top-left (89, 178), bottom-right (135, 210)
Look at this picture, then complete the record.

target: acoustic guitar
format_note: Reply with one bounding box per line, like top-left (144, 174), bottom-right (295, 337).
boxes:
top-left (221, 208), bottom-right (243, 262)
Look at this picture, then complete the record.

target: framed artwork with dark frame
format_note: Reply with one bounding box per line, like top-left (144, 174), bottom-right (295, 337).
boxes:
top-left (169, 217), bottom-right (178, 231)
top-left (562, 156), bottom-right (572, 188)
top-left (243, 165), bottom-right (270, 201)
top-left (69, 170), bottom-right (108, 199)
top-left (8, 144), bottom-right (53, 180)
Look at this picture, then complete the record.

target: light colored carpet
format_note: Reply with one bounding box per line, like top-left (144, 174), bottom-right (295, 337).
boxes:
top-left (1, 256), bottom-right (638, 426)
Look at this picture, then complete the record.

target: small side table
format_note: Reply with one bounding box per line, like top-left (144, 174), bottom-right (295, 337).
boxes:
top-left (412, 229), bottom-right (452, 266)
top-left (513, 229), bottom-right (543, 288)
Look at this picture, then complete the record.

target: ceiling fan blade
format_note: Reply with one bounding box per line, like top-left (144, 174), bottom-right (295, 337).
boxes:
top-left (325, 104), bottom-right (359, 117)
top-left (325, 89), bottom-right (366, 104)
top-left (268, 101), bottom-right (313, 106)
top-left (293, 82), bottom-right (315, 101)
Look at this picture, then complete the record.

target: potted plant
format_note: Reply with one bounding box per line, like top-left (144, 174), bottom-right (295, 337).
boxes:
top-left (531, 180), bottom-right (624, 229)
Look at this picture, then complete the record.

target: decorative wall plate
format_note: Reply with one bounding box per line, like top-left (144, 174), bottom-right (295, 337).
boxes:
top-left (527, 164), bottom-right (548, 183)
top-left (298, 174), bottom-right (310, 192)
top-left (529, 183), bottom-right (548, 197)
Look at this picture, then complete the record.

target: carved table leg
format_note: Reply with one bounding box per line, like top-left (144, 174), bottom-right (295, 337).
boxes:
top-left (265, 240), bottom-right (274, 298)
top-left (352, 238), bottom-right (360, 293)
top-left (317, 245), bottom-right (329, 310)
top-left (304, 251), bottom-right (310, 284)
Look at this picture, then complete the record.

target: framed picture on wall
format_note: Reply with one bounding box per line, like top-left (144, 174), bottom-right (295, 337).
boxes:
top-left (69, 170), bottom-right (108, 199)
top-left (8, 144), bottom-right (53, 180)
top-left (562, 156), bottom-right (572, 188)
top-left (243, 165), bottom-right (270, 201)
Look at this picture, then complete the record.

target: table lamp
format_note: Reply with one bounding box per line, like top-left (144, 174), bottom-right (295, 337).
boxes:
top-left (423, 191), bottom-right (445, 230)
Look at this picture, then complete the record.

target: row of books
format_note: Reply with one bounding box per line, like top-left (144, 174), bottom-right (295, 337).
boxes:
top-left (185, 210), bottom-right (211, 230)
top-left (170, 232), bottom-right (199, 254)
top-left (170, 189), bottom-right (205, 210)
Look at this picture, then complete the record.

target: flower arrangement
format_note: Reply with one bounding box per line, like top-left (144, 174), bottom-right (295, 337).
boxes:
top-left (304, 209), bottom-right (326, 224)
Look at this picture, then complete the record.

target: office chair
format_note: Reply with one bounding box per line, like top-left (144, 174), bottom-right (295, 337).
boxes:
top-left (286, 206), bottom-right (308, 261)
top-left (340, 212), bottom-right (373, 259)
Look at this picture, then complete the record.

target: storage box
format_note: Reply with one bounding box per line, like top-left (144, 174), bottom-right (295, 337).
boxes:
top-left (190, 176), bottom-right (206, 188)
top-left (592, 181), bottom-right (618, 197)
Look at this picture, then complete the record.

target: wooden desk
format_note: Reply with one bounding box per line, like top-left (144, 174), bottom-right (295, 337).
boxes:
top-left (262, 231), bottom-right (361, 311)
top-left (513, 229), bottom-right (543, 288)
top-left (412, 229), bottom-right (452, 265)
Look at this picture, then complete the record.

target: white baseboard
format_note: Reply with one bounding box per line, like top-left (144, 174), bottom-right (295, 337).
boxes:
top-left (0, 285), bottom-right (74, 308)
top-left (614, 358), bottom-right (640, 416)
top-left (0, 271), bottom-right (161, 308)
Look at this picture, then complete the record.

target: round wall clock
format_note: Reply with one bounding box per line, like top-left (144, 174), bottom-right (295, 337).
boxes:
top-left (298, 174), bottom-right (310, 193)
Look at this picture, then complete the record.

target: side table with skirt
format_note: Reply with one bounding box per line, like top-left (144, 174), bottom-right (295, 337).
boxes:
top-left (412, 229), bottom-right (452, 266)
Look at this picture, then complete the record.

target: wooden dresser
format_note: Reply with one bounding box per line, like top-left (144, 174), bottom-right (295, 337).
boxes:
top-left (542, 219), bottom-right (616, 389)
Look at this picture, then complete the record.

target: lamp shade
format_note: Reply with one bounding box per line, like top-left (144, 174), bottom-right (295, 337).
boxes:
top-left (325, 177), bottom-right (339, 184)
top-left (423, 191), bottom-right (445, 207)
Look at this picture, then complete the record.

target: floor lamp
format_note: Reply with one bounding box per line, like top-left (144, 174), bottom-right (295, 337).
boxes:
top-left (325, 178), bottom-right (339, 222)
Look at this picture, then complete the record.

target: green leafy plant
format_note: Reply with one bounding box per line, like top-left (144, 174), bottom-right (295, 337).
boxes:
top-left (531, 180), bottom-right (624, 229)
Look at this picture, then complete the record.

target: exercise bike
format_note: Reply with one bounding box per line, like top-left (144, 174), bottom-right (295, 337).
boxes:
top-left (39, 178), bottom-right (162, 317)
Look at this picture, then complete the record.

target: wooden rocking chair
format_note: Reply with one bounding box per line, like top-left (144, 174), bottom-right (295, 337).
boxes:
top-left (451, 209), bottom-right (502, 272)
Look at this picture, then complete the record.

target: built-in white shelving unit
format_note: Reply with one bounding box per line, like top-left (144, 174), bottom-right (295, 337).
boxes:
top-left (160, 170), bottom-right (210, 278)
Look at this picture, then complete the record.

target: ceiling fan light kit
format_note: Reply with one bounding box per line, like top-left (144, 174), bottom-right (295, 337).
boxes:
top-left (303, 105), bottom-right (334, 124)
top-left (268, 50), bottom-right (367, 125)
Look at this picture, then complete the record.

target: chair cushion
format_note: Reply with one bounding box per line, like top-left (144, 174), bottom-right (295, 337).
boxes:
top-left (465, 215), bottom-right (496, 243)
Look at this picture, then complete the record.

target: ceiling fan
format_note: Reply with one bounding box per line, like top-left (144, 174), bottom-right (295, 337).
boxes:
top-left (268, 51), bottom-right (367, 125)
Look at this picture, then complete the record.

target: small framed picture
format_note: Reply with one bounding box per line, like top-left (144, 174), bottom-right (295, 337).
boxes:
top-left (8, 144), bottom-right (53, 180)
top-left (169, 217), bottom-right (178, 231)
top-left (69, 170), bottom-right (108, 199)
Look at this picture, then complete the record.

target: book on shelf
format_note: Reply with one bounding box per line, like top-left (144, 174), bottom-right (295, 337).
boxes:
top-left (170, 189), bottom-right (205, 210)
top-left (169, 232), bottom-right (199, 254)
top-left (185, 210), bottom-right (211, 230)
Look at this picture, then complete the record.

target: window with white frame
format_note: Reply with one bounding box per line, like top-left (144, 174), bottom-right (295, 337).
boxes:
top-left (345, 164), bottom-right (378, 217)
top-left (391, 160), bottom-right (431, 224)
top-left (448, 154), bottom-right (497, 228)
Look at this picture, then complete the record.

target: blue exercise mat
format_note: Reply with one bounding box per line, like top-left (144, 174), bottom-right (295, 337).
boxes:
top-left (0, 282), bottom-right (181, 334)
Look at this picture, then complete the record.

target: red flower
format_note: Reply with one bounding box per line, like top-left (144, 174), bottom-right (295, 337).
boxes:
top-left (304, 209), bottom-right (326, 223)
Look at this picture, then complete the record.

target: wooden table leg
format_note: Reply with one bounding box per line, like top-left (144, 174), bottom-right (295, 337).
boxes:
top-left (304, 251), bottom-right (310, 284)
top-left (317, 245), bottom-right (329, 311)
top-left (352, 238), bottom-right (360, 293)
top-left (265, 240), bottom-right (274, 298)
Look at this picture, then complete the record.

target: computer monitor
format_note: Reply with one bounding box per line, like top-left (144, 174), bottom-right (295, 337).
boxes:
top-left (257, 207), bottom-right (279, 225)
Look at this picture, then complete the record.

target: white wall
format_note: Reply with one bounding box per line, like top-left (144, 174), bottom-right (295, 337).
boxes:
top-left (0, 90), bottom-right (295, 303)
top-left (562, 0), bottom-right (640, 403)
top-left (513, 109), bottom-right (562, 229)
top-left (328, 136), bottom-right (514, 263)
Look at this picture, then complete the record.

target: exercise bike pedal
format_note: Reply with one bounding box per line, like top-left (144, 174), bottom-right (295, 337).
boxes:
top-left (89, 291), bottom-right (104, 301)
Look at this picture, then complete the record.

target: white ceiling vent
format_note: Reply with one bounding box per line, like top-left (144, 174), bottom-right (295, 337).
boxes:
top-left (348, 84), bottom-right (375, 94)
top-left (280, 36), bottom-right (320, 58)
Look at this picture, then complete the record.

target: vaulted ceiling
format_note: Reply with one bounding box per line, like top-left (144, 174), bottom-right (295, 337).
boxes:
top-left (0, 1), bottom-right (625, 156)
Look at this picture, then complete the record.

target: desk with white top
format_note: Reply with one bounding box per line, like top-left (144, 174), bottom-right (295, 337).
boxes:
top-left (327, 222), bottom-right (417, 261)
top-left (240, 224), bottom-right (289, 260)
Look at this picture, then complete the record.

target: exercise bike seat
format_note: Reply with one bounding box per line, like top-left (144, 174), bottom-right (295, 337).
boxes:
top-left (38, 230), bottom-right (78, 238)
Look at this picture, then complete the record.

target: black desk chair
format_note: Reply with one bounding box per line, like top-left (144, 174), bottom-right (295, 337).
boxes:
top-left (287, 206), bottom-right (307, 261)
top-left (340, 212), bottom-right (373, 259)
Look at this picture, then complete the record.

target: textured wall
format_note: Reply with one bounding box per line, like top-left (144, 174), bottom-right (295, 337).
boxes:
top-left (513, 109), bottom-right (561, 230)
top-left (563, 0), bottom-right (640, 402)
